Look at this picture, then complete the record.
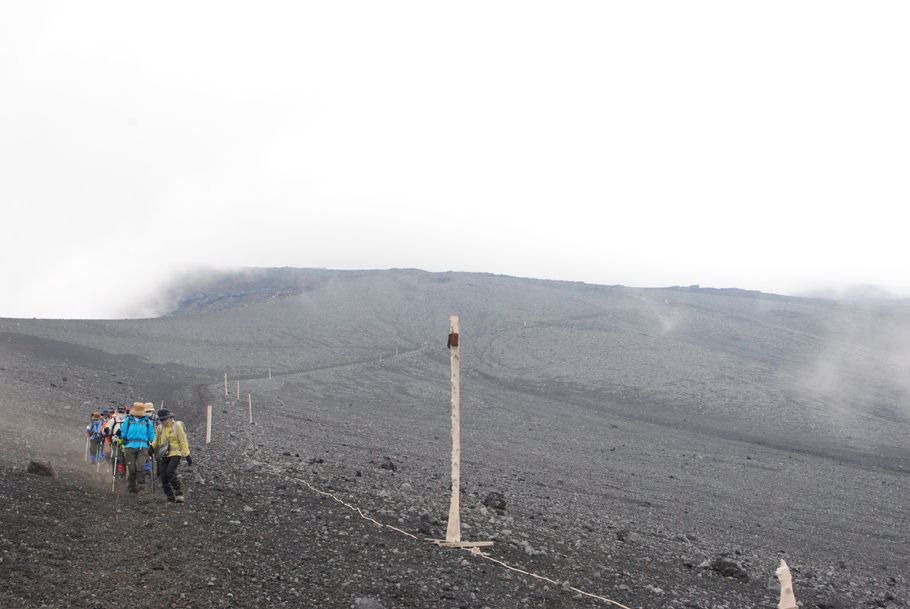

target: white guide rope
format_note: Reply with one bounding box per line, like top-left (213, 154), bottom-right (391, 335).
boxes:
top-left (291, 474), bottom-right (637, 609)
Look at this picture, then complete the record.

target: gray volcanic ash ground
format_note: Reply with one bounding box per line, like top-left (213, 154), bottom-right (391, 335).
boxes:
top-left (1, 269), bottom-right (908, 608)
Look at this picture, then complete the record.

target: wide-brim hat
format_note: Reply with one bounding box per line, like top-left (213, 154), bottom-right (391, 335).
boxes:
top-left (90, 412), bottom-right (101, 420)
top-left (131, 402), bottom-right (147, 417)
top-left (157, 408), bottom-right (174, 420)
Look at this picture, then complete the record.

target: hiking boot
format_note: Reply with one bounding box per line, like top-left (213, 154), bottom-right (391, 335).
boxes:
top-left (175, 495), bottom-right (185, 503)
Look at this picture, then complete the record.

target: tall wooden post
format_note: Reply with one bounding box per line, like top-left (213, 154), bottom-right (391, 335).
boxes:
top-left (432, 318), bottom-right (491, 549)
top-left (224, 373), bottom-right (228, 396)
top-left (446, 316), bottom-right (461, 543)
top-left (236, 381), bottom-right (240, 399)
top-left (205, 405), bottom-right (212, 444)
top-left (248, 393), bottom-right (253, 424)
top-left (268, 367), bottom-right (271, 380)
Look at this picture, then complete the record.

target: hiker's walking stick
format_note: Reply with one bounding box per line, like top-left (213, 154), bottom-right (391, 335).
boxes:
top-left (84, 436), bottom-right (89, 462)
top-left (111, 451), bottom-right (118, 492)
top-left (149, 456), bottom-right (157, 496)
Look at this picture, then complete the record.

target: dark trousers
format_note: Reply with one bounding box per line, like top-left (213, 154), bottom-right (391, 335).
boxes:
top-left (89, 439), bottom-right (102, 462)
top-left (159, 455), bottom-right (183, 499)
top-left (124, 447), bottom-right (148, 493)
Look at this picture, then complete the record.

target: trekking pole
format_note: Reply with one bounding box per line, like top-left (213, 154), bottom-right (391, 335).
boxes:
top-left (111, 452), bottom-right (118, 492)
top-left (96, 444), bottom-right (103, 473)
top-left (84, 437), bottom-right (89, 462)
top-left (148, 455), bottom-right (157, 496)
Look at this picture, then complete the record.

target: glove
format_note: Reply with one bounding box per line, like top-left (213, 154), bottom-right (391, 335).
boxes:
top-left (185, 456), bottom-right (192, 467)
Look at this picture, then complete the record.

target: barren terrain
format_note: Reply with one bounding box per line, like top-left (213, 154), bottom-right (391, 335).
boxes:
top-left (1, 269), bottom-right (908, 608)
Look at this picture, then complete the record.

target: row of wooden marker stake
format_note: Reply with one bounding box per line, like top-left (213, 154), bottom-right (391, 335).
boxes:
top-left (207, 321), bottom-right (798, 609)
top-left (206, 373), bottom-right (259, 444)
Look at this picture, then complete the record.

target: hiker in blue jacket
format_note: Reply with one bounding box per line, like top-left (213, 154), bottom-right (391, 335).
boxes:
top-left (120, 402), bottom-right (156, 494)
top-left (85, 412), bottom-right (105, 463)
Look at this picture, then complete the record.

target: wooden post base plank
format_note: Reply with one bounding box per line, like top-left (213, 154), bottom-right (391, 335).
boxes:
top-left (429, 539), bottom-right (494, 549)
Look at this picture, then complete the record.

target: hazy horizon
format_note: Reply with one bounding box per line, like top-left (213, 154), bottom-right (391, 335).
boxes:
top-left (2, 2), bottom-right (907, 318)
top-left (1, 264), bottom-right (907, 321)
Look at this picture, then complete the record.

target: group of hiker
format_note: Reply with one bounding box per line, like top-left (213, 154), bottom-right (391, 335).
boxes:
top-left (84, 402), bottom-right (192, 503)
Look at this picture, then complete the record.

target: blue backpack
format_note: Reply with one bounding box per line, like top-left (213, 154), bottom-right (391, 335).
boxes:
top-left (89, 419), bottom-right (104, 440)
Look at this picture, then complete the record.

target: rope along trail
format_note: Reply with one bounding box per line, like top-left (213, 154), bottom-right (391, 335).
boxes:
top-left (291, 474), bottom-right (637, 609)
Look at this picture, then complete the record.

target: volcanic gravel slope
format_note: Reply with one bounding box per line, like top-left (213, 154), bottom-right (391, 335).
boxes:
top-left (1, 269), bottom-right (908, 609)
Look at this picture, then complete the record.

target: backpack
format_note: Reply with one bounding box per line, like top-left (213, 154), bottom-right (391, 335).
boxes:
top-left (109, 413), bottom-right (126, 437)
top-left (121, 416), bottom-right (154, 446)
top-left (89, 419), bottom-right (104, 440)
top-left (155, 421), bottom-right (185, 460)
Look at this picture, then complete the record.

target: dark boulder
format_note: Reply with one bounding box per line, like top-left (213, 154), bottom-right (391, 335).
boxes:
top-left (710, 558), bottom-right (749, 581)
top-left (417, 512), bottom-right (440, 536)
top-left (380, 457), bottom-right (396, 471)
top-left (27, 461), bottom-right (56, 477)
top-left (482, 491), bottom-right (506, 512)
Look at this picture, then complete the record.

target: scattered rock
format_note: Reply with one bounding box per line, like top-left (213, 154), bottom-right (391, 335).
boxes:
top-left (710, 558), bottom-right (749, 582)
top-left (380, 457), bottom-right (396, 471)
top-left (354, 598), bottom-right (385, 609)
top-left (616, 528), bottom-right (640, 543)
top-left (418, 515), bottom-right (433, 536)
top-left (26, 461), bottom-right (55, 477)
top-left (482, 491), bottom-right (506, 512)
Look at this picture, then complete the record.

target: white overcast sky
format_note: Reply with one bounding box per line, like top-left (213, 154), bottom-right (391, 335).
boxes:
top-left (1, 2), bottom-right (908, 318)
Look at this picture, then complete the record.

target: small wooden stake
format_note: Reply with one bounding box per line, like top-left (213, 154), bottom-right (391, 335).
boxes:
top-left (224, 373), bottom-right (228, 396)
top-left (236, 381), bottom-right (240, 399)
top-left (776, 559), bottom-right (798, 609)
top-left (205, 405), bottom-right (212, 444)
top-left (248, 393), bottom-right (253, 424)
top-left (268, 367), bottom-right (271, 380)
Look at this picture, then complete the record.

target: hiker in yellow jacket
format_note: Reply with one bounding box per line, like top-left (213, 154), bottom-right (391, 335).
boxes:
top-left (150, 408), bottom-right (192, 503)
